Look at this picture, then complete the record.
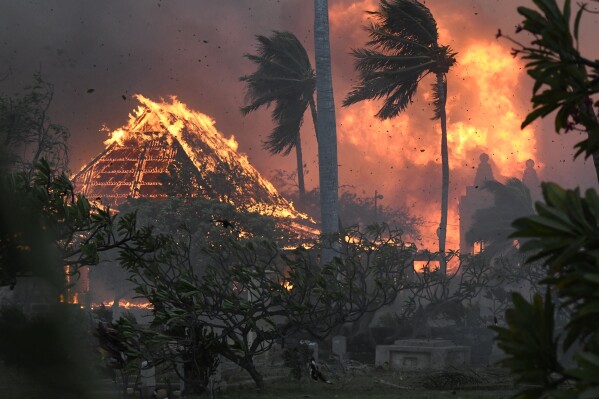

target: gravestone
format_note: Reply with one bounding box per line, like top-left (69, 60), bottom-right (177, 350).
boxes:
top-left (375, 339), bottom-right (470, 370)
top-left (332, 336), bottom-right (347, 359)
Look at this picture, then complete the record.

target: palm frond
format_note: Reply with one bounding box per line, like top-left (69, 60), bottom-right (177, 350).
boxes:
top-left (366, 23), bottom-right (432, 56)
top-left (351, 48), bottom-right (433, 72)
top-left (263, 98), bottom-right (307, 155)
top-left (240, 31), bottom-right (314, 156)
top-left (344, 0), bottom-right (457, 120)
top-left (367, 0), bottom-right (438, 53)
top-left (343, 57), bottom-right (432, 118)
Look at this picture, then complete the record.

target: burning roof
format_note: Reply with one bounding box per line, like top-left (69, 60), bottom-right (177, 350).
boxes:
top-left (73, 95), bottom-right (313, 226)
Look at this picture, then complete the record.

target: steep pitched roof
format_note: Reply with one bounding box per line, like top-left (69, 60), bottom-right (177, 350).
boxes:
top-left (73, 95), bottom-right (309, 223)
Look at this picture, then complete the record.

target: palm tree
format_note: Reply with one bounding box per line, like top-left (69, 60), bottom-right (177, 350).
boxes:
top-left (240, 31), bottom-right (318, 200)
top-left (343, 0), bottom-right (456, 274)
top-left (466, 178), bottom-right (534, 258)
top-left (314, 0), bottom-right (340, 263)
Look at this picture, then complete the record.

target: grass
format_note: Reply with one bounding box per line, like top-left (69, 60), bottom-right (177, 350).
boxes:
top-left (0, 361), bottom-right (517, 399)
top-left (217, 374), bottom-right (517, 399)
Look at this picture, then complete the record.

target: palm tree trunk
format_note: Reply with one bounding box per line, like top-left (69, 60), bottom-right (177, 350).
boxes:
top-left (314, 0), bottom-right (339, 264)
top-left (437, 72), bottom-right (449, 275)
top-left (295, 134), bottom-right (306, 200)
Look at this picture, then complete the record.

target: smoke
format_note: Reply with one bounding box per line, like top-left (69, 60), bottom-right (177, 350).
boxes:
top-left (1, 0), bottom-right (598, 250)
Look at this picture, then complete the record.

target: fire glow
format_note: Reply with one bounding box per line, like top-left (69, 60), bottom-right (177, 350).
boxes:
top-left (334, 41), bottom-right (539, 252)
top-left (95, 95), bottom-right (313, 222)
top-left (91, 300), bottom-right (153, 310)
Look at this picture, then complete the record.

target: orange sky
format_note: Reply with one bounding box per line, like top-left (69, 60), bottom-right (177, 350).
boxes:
top-left (2, 0), bottom-right (598, 250)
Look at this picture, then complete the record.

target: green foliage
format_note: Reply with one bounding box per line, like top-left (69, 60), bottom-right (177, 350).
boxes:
top-left (491, 292), bottom-right (562, 398)
top-left (504, 0), bottom-right (599, 158)
top-left (118, 195), bottom-right (285, 258)
top-left (94, 313), bottom-right (143, 393)
top-left (120, 223), bottom-right (416, 388)
top-left (0, 159), bottom-right (137, 289)
top-left (492, 182), bottom-right (599, 398)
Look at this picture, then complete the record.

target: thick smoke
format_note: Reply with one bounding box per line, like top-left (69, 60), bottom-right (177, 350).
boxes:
top-left (1, 0), bottom-right (597, 250)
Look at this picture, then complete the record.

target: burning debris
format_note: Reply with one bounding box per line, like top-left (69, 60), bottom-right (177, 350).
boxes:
top-left (73, 95), bottom-right (316, 228)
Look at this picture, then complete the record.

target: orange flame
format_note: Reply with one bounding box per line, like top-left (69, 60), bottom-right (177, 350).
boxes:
top-left (90, 300), bottom-right (153, 310)
top-left (335, 40), bottom-right (539, 252)
top-left (328, 2), bottom-right (540, 256)
top-left (101, 95), bottom-right (313, 222)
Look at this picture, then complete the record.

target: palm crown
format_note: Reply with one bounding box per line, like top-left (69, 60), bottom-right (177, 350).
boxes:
top-left (240, 31), bottom-right (316, 156)
top-left (343, 0), bottom-right (456, 119)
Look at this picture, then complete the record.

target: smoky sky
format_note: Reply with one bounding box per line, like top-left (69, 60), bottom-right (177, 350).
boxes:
top-left (2, 0), bottom-right (598, 249)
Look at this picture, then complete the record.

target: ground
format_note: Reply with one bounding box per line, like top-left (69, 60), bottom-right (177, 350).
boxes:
top-left (0, 361), bottom-right (519, 399)
top-left (219, 374), bottom-right (516, 399)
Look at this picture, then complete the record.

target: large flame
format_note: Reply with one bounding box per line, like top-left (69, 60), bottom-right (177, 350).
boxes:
top-left (100, 95), bottom-right (311, 221)
top-left (333, 34), bottom-right (539, 251)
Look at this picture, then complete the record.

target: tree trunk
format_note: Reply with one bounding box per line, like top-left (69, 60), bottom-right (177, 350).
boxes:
top-left (241, 359), bottom-right (264, 389)
top-left (314, 0), bottom-right (339, 264)
top-left (295, 134), bottom-right (306, 201)
top-left (183, 360), bottom-right (208, 395)
top-left (437, 73), bottom-right (449, 275)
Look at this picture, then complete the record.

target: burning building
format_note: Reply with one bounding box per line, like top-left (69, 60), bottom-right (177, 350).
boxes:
top-left (73, 95), bottom-right (310, 221)
top-left (71, 95), bottom-right (318, 310)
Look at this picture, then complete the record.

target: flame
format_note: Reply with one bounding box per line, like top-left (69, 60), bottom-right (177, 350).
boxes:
top-left (98, 95), bottom-right (314, 223)
top-left (282, 281), bottom-right (293, 291)
top-left (335, 40), bottom-right (538, 253)
top-left (90, 300), bottom-right (153, 310)
top-left (326, 1), bottom-right (541, 259)
top-left (451, 42), bottom-right (538, 176)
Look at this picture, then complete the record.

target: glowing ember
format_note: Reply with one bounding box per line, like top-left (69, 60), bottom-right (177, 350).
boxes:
top-left (90, 300), bottom-right (153, 310)
top-left (74, 95), bottom-right (315, 224)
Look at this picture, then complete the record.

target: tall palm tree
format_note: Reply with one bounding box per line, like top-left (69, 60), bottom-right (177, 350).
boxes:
top-left (314, 0), bottom-right (340, 263)
top-left (343, 0), bottom-right (456, 274)
top-left (240, 31), bottom-right (318, 200)
top-left (466, 178), bottom-right (534, 258)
